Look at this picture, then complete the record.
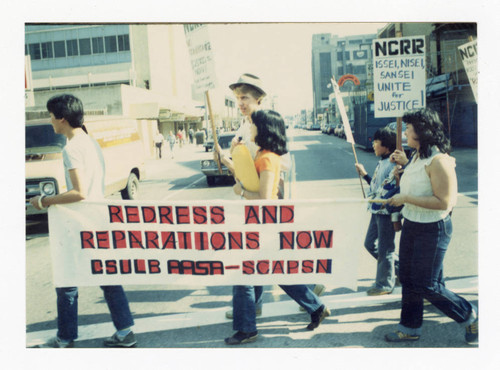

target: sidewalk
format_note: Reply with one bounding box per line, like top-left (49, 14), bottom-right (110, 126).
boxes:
top-left (145, 143), bottom-right (205, 178)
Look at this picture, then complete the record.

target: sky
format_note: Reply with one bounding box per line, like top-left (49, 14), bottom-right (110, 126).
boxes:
top-left (207, 23), bottom-right (386, 116)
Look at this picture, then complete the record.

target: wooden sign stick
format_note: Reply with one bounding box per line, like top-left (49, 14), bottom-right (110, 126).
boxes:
top-left (205, 91), bottom-right (222, 174)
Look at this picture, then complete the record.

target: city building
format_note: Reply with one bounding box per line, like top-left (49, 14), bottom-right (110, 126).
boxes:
top-left (24, 24), bottom-right (210, 156)
top-left (377, 22), bottom-right (477, 147)
top-left (312, 23), bottom-right (477, 148)
top-left (311, 33), bottom-right (377, 124)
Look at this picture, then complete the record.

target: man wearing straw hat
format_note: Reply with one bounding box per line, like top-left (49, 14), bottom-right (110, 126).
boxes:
top-left (215, 73), bottom-right (267, 321)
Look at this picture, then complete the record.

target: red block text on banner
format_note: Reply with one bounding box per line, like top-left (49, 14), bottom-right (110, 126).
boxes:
top-left (48, 199), bottom-right (367, 290)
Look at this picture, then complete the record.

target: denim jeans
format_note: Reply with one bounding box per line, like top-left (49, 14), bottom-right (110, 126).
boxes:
top-left (364, 213), bottom-right (398, 290)
top-left (56, 285), bottom-right (134, 341)
top-left (232, 285), bottom-right (323, 333)
top-left (397, 216), bottom-right (474, 335)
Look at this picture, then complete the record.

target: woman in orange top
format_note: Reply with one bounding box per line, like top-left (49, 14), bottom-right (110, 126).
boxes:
top-left (225, 110), bottom-right (330, 345)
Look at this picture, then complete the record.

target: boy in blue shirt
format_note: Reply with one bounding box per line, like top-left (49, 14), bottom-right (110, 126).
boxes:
top-left (355, 127), bottom-right (399, 295)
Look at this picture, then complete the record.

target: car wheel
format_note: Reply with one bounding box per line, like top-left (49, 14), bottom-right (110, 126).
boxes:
top-left (205, 147), bottom-right (209, 152)
top-left (206, 176), bottom-right (215, 186)
top-left (121, 172), bottom-right (139, 200)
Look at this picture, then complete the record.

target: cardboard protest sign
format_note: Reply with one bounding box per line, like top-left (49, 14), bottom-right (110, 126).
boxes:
top-left (373, 36), bottom-right (426, 117)
top-left (458, 40), bottom-right (478, 103)
top-left (48, 199), bottom-right (367, 290)
top-left (183, 24), bottom-right (217, 94)
top-left (232, 144), bottom-right (260, 192)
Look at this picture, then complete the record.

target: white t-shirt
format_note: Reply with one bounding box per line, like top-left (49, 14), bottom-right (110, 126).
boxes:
top-left (62, 133), bottom-right (105, 199)
top-left (235, 118), bottom-right (259, 158)
top-left (235, 118), bottom-right (291, 172)
top-left (154, 133), bottom-right (164, 144)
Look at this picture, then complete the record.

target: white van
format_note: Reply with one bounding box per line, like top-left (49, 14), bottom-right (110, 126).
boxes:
top-left (26, 116), bottom-right (146, 218)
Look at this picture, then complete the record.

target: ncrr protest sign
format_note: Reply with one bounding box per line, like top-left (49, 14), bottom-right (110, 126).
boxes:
top-left (373, 36), bottom-right (426, 117)
top-left (458, 40), bottom-right (478, 103)
top-left (48, 199), bottom-right (367, 290)
top-left (184, 24), bottom-right (217, 94)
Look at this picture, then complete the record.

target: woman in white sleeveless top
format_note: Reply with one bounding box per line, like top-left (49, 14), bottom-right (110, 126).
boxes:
top-left (386, 108), bottom-right (478, 345)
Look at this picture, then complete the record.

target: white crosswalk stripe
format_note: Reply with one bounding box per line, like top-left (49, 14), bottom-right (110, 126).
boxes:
top-left (26, 277), bottom-right (477, 347)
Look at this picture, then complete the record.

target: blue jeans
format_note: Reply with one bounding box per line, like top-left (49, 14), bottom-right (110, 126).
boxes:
top-left (56, 285), bottom-right (134, 342)
top-left (364, 213), bottom-right (398, 290)
top-left (397, 216), bottom-right (474, 335)
top-left (232, 285), bottom-right (323, 333)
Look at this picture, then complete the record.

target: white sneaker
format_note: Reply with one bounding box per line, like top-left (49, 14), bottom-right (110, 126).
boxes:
top-left (37, 336), bottom-right (74, 348)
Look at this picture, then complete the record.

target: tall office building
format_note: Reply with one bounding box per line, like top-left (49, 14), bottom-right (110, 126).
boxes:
top-left (311, 33), bottom-right (376, 121)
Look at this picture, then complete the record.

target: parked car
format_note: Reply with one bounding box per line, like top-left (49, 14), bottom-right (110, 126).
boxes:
top-left (200, 132), bottom-right (237, 186)
top-left (386, 121), bottom-right (411, 155)
top-left (321, 122), bottom-right (332, 134)
top-left (336, 122), bottom-right (355, 140)
top-left (333, 123), bottom-right (342, 136)
top-left (203, 138), bottom-right (215, 152)
top-left (335, 124), bottom-right (344, 138)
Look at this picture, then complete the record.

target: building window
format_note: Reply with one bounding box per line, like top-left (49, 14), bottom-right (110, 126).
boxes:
top-left (353, 50), bottom-right (368, 60)
top-left (29, 43), bottom-right (41, 60)
top-left (319, 52), bottom-right (332, 100)
top-left (336, 51), bottom-right (350, 61)
top-left (41, 42), bottom-right (53, 59)
top-left (66, 39), bottom-right (78, 56)
top-left (338, 67), bottom-right (344, 76)
top-left (25, 44), bottom-right (28, 55)
top-left (54, 41), bottom-right (66, 58)
top-left (92, 37), bottom-right (104, 54)
top-left (353, 65), bottom-right (366, 75)
top-left (118, 34), bottom-right (130, 51)
top-left (79, 38), bottom-right (91, 55)
top-left (105, 35), bottom-right (117, 53)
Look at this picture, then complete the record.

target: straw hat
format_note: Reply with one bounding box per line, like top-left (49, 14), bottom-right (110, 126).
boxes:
top-left (229, 73), bottom-right (266, 97)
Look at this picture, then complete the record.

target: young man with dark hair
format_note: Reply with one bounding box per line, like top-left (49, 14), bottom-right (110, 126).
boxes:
top-left (355, 126), bottom-right (399, 296)
top-left (30, 94), bottom-right (137, 348)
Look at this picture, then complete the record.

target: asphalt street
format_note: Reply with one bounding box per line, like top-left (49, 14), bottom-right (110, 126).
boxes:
top-left (21, 129), bottom-right (489, 369)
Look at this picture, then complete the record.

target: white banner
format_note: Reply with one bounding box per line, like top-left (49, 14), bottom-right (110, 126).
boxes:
top-left (48, 199), bottom-right (367, 290)
top-left (373, 36), bottom-right (426, 117)
top-left (458, 40), bottom-right (478, 103)
top-left (184, 24), bottom-right (217, 94)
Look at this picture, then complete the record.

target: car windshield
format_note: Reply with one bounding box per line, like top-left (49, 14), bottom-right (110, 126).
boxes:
top-left (387, 122), bottom-right (407, 131)
top-left (26, 124), bottom-right (66, 153)
top-left (218, 135), bottom-right (235, 149)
